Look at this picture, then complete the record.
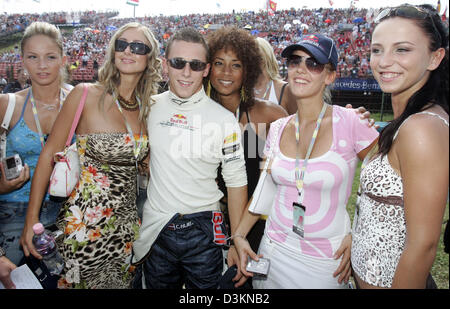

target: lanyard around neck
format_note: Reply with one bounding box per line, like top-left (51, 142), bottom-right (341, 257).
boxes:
top-left (294, 103), bottom-right (327, 197)
top-left (262, 81), bottom-right (271, 99)
top-left (29, 87), bottom-right (66, 148)
top-left (113, 93), bottom-right (143, 163)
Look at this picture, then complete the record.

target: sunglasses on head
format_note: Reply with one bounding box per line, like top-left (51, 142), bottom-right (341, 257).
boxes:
top-left (374, 5), bottom-right (432, 23)
top-left (287, 55), bottom-right (325, 74)
top-left (374, 5), bottom-right (441, 43)
top-left (114, 39), bottom-right (151, 55)
top-left (168, 57), bottom-right (208, 72)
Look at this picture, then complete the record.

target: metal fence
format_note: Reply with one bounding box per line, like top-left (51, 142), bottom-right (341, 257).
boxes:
top-left (332, 90), bottom-right (392, 121)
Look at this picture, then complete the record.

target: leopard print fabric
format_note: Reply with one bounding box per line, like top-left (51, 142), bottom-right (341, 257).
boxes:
top-left (351, 154), bottom-right (405, 288)
top-left (55, 133), bottom-right (149, 289)
top-left (351, 112), bottom-right (448, 288)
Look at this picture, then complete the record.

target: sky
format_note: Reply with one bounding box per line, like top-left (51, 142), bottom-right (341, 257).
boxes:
top-left (1, 0), bottom-right (447, 18)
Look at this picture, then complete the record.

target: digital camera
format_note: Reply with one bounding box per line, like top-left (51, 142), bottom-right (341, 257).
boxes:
top-left (2, 154), bottom-right (23, 180)
top-left (246, 257), bottom-right (270, 277)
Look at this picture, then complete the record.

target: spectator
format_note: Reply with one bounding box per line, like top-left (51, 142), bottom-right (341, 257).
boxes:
top-left (0, 77), bottom-right (7, 93)
top-left (0, 22), bottom-right (70, 266)
top-left (132, 27), bottom-right (248, 289)
top-left (351, 4), bottom-right (449, 289)
top-left (21, 22), bottom-right (161, 289)
top-left (205, 27), bottom-right (288, 283)
top-left (254, 37), bottom-right (296, 115)
top-left (2, 68), bottom-right (29, 94)
top-left (233, 33), bottom-right (378, 289)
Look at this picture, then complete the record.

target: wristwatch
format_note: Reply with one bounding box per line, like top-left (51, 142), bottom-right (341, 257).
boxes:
top-left (0, 246), bottom-right (5, 258)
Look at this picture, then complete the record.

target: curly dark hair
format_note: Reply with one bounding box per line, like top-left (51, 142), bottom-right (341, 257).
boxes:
top-left (205, 26), bottom-right (262, 111)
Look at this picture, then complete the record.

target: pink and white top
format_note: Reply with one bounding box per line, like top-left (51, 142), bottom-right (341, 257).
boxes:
top-left (264, 105), bottom-right (379, 259)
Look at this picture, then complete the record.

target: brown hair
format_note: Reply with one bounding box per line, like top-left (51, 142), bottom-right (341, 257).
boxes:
top-left (206, 26), bottom-right (262, 111)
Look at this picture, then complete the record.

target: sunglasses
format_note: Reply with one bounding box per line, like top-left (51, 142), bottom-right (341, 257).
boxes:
top-left (114, 39), bottom-right (151, 55)
top-left (168, 57), bottom-right (208, 72)
top-left (374, 5), bottom-right (441, 42)
top-left (374, 5), bottom-right (431, 23)
top-left (287, 55), bottom-right (325, 74)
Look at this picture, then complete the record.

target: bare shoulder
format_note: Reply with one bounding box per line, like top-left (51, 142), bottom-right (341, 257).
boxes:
top-left (67, 83), bottom-right (104, 104)
top-left (400, 109), bottom-right (449, 138)
top-left (251, 98), bottom-right (288, 123)
top-left (0, 93), bottom-right (9, 116)
top-left (396, 109), bottom-right (449, 160)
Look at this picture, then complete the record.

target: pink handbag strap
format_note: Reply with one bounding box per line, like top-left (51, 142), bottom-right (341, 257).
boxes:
top-left (65, 85), bottom-right (88, 147)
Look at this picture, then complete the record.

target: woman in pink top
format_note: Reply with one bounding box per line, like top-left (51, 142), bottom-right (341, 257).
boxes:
top-left (233, 33), bottom-right (379, 288)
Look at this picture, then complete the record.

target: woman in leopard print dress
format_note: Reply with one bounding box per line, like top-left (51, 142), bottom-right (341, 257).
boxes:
top-left (20, 23), bottom-right (162, 288)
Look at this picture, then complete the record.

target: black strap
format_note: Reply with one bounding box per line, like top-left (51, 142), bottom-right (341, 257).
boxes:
top-left (279, 83), bottom-right (288, 104)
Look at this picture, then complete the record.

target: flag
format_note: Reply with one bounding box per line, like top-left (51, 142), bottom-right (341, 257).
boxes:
top-left (442, 5), bottom-right (447, 21)
top-left (126, 0), bottom-right (139, 6)
top-left (266, 0), bottom-right (276, 15)
top-left (269, 0), bottom-right (277, 12)
top-left (437, 0), bottom-right (441, 13)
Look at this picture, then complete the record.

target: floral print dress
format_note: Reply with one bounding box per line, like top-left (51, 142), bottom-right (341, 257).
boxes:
top-left (55, 133), bottom-right (148, 289)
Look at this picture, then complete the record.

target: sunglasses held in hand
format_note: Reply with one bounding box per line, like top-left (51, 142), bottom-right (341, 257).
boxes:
top-left (168, 57), bottom-right (208, 72)
top-left (115, 39), bottom-right (151, 55)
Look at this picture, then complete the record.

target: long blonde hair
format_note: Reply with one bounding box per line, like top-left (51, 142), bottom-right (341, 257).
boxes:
top-left (97, 22), bottom-right (162, 120)
top-left (256, 37), bottom-right (282, 82)
top-left (20, 21), bottom-right (67, 86)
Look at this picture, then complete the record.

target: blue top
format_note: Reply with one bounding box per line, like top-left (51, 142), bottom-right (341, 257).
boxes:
top-left (1, 94), bottom-right (49, 203)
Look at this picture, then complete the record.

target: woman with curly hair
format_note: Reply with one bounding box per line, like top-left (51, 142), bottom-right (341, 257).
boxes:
top-left (20, 22), bottom-right (162, 288)
top-left (206, 26), bottom-right (287, 262)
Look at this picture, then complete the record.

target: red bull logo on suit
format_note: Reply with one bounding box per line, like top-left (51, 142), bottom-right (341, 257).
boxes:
top-left (212, 212), bottom-right (226, 245)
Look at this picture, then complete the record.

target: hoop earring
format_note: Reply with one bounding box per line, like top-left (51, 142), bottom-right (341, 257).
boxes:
top-left (206, 80), bottom-right (212, 97)
top-left (240, 87), bottom-right (247, 103)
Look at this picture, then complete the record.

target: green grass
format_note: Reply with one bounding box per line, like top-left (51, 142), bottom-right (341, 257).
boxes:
top-left (372, 112), bottom-right (394, 122)
top-left (347, 161), bottom-right (449, 289)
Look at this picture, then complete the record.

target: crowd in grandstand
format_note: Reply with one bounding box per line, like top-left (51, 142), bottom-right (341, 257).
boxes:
top-left (0, 7), bottom-right (448, 85)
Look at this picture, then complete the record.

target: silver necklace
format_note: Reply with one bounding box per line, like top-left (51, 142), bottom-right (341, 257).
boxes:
top-left (254, 81), bottom-right (271, 99)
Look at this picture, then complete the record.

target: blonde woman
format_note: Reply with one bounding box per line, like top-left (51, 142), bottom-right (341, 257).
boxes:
top-left (233, 34), bottom-right (379, 288)
top-left (0, 22), bottom-right (72, 265)
top-left (20, 22), bottom-right (162, 289)
top-left (254, 37), bottom-right (296, 114)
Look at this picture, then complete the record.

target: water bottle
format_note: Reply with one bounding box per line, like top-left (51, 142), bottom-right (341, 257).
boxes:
top-left (32, 223), bottom-right (64, 276)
